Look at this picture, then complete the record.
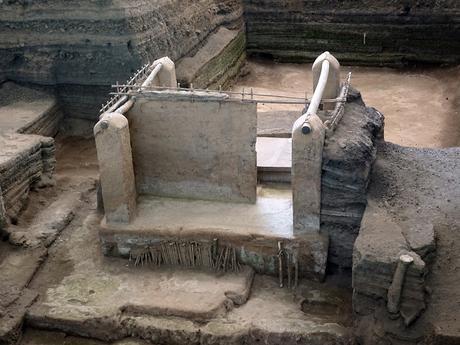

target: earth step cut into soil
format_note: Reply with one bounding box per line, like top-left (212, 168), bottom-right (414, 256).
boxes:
top-left (0, 134), bottom-right (56, 226)
top-left (27, 212), bottom-right (353, 344)
top-left (353, 142), bottom-right (460, 344)
top-left (0, 82), bottom-right (63, 228)
top-left (0, 188), bottom-right (83, 345)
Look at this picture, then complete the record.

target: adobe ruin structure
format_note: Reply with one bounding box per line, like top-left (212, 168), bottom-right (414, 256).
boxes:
top-left (0, 1), bottom-right (459, 345)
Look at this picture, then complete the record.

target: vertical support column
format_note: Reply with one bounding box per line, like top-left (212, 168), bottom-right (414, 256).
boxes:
top-left (292, 51), bottom-right (340, 236)
top-left (94, 112), bottom-right (137, 224)
top-left (292, 113), bottom-right (325, 235)
top-left (153, 56), bottom-right (177, 87)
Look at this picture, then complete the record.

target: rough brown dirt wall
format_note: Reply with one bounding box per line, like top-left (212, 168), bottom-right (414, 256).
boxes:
top-left (244, 0), bottom-right (460, 65)
top-left (321, 88), bottom-right (384, 269)
top-left (0, 0), bottom-right (244, 121)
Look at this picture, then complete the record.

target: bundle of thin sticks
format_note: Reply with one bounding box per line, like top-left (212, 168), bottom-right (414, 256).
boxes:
top-left (128, 239), bottom-right (241, 273)
top-left (277, 241), bottom-right (299, 289)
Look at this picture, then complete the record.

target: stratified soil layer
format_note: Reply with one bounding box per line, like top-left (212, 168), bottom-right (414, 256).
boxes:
top-left (2, 0), bottom-right (459, 130)
top-left (0, 0), bottom-right (244, 122)
top-left (244, 0), bottom-right (460, 65)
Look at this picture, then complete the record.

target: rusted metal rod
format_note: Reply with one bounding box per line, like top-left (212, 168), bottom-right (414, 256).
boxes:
top-left (111, 84), bottom-right (314, 101)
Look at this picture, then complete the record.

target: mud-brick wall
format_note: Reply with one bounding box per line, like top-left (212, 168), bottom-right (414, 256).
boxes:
top-left (243, 0), bottom-right (460, 65)
top-left (0, 0), bottom-right (244, 124)
top-left (126, 97), bottom-right (257, 203)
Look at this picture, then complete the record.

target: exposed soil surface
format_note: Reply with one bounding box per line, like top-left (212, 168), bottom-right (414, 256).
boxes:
top-left (368, 143), bottom-right (460, 342)
top-left (15, 135), bottom-right (98, 230)
top-left (234, 59), bottom-right (460, 148)
top-left (0, 134), bottom-right (98, 345)
top-left (1, 136), bottom-right (352, 345)
top-left (1, 61), bottom-right (459, 344)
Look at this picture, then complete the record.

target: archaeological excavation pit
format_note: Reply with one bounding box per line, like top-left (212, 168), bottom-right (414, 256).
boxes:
top-left (0, 2), bottom-right (459, 345)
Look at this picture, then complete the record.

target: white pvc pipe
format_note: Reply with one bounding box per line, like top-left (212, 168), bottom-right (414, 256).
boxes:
top-left (307, 60), bottom-right (329, 116)
top-left (115, 98), bottom-right (135, 115)
top-left (100, 95), bottom-right (128, 119)
top-left (141, 63), bottom-right (163, 90)
top-left (302, 60), bottom-right (330, 134)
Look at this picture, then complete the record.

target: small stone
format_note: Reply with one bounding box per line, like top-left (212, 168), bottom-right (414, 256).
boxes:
top-left (403, 223), bottom-right (435, 259)
top-left (400, 305), bottom-right (423, 327)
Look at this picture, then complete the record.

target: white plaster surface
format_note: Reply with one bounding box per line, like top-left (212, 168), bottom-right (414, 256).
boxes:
top-left (104, 185), bottom-right (293, 240)
top-left (152, 56), bottom-right (177, 88)
top-left (256, 137), bottom-right (291, 170)
top-left (291, 113), bottom-right (325, 234)
top-left (94, 112), bottom-right (137, 224)
top-left (126, 97), bottom-right (257, 203)
top-left (312, 52), bottom-right (341, 110)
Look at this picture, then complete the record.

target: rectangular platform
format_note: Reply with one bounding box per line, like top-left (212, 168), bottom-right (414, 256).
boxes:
top-left (0, 82), bottom-right (62, 137)
top-left (99, 185), bottom-right (328, 280)
top-left (256, 137), bottom-right (291, 183)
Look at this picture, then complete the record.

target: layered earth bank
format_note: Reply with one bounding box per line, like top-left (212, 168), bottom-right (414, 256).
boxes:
top-left (0, 0), bottom-right (244, 125)
top-left (244, 0), bottom-right (460, 65)
top-left (1, 0), bottom-right (459, 130)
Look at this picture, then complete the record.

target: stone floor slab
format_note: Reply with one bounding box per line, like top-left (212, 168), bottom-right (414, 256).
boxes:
top-left (256, 137), bottom-right (291, 170)
top-left (99, 186), bottom-right (328, 279)
top-left (103, 186), bottom-right (294, 240)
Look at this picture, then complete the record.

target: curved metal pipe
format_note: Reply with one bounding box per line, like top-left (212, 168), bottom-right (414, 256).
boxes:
top-left (141, 63), bottom-right (163, 90)
top-left (115, 98), bottom-right (135, 115)
top-left (100, 96), bottom-right (128, 120)
top-left (301, 60), bottom-right (330, 134)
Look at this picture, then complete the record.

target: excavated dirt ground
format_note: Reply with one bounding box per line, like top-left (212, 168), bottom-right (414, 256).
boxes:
top-left (234, 59), bottom-right (460, 148)
top-left (366, 143), bottom-right (460, 343)
top-left (2, 135), bottom-right (353, 345)
top-left (1, 60), bottom-right (459, 344)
